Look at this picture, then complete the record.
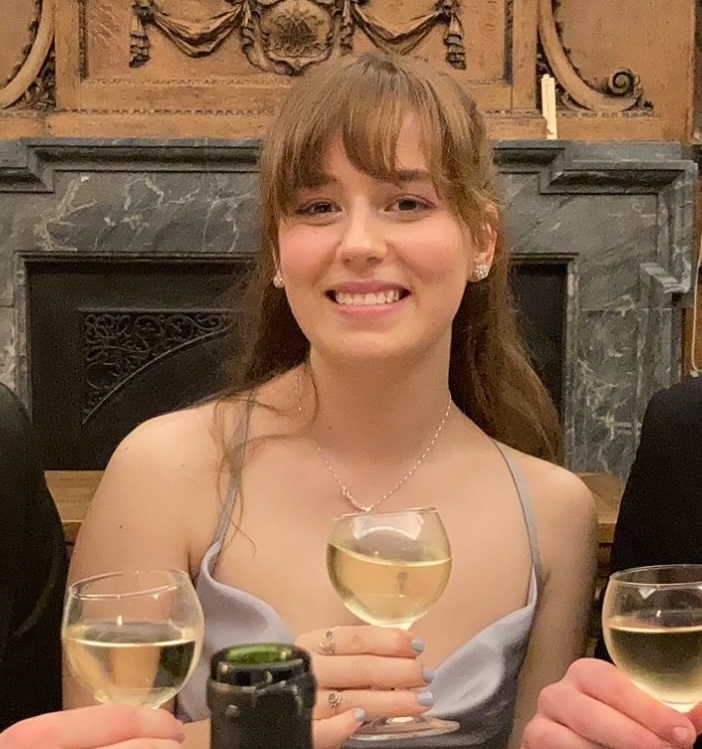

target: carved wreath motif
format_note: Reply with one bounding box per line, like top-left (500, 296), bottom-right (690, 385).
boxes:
top-left (81, 310), bottom-right (232, 423)
top-left (129, 0), bottom-right (466, 74)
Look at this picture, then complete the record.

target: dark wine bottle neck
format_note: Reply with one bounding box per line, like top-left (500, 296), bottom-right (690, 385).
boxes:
top-left (208, 681), bottom-right (313, 749)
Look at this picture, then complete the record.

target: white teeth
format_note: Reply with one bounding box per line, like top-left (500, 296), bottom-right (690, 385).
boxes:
top-left (334, 290), bottom-right (401, 306)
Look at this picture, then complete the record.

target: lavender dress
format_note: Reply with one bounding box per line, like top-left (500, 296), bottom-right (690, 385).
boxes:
top-left (177, 441), bottom-right (542, 749)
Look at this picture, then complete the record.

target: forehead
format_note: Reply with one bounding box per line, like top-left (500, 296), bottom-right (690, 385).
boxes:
top-left (322, 116), bottom-right (430, 175)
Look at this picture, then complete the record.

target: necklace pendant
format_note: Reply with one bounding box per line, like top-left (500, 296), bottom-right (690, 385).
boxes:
top-left (341, 488), bottom-right (372, 513)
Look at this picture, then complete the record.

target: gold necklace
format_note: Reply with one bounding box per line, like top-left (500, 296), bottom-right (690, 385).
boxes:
top-left (296, 372), bottom-right (452, 513)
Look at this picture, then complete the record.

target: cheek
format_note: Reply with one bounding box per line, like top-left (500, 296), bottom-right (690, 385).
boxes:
top-left (278, 226), bottom-right (330, 281)
top-left (408, 227), bottom-right (470, 286)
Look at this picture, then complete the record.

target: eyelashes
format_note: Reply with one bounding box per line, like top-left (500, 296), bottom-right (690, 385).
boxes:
top-left (295, 201), bottom-right (337, 216)
top-left (293, 196), bottom-right (435, 218)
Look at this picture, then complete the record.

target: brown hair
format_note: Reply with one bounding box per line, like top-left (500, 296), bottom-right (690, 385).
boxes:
top-left (221, 52), bottom-right (562, 462)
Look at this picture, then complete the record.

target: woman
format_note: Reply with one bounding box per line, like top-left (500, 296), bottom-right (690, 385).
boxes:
top-left (66, 53), bottom-right (597, 749)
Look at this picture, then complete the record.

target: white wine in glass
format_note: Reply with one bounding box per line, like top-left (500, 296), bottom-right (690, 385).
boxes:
top-left (327, 507), bottom-right (457, 740)
top-left (603, 564), bottom-right (702, 712)
top-left (62, 569), bottom-right (204, 709)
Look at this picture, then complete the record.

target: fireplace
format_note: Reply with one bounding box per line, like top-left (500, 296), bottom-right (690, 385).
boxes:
top-left (0, 139), bottom-right (695, 478)
top-left (24, 256), bottom-right (568, 469)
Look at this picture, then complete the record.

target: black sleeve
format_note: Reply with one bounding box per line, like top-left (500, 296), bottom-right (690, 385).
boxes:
top-left (0, 387), bottom-right (36, 666)
top-left (594, 380), bottom-right (702, 658)
top-left (593, 389), bottom-right (672, 661)
top-left (608, 391), bottom-right (671, 574)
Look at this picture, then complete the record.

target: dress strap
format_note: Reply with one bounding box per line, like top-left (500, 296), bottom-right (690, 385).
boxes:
top-left (491, 440), bottom-right (544, 596)
top-left (212, 393), bottom-right (255, 547)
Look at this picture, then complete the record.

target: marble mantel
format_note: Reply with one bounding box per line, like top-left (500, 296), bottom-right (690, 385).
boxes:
top-left (0, 139), bottom-right (696, 478)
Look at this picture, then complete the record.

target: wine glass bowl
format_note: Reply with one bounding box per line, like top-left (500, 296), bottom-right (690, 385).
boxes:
top-left (328, 509), bottom-right (451, 630)
top-left (327, 507), bottom-right (458, 740)
top-left (62, 569), bottom-right (205, 708)
top-left (602, 564), bottom-right (702, 712)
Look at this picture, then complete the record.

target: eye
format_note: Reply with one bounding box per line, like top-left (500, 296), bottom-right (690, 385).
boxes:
top-left (389, 196), bottom-right (431, 213)
top-left (296, 200), bottom-right (338, 216)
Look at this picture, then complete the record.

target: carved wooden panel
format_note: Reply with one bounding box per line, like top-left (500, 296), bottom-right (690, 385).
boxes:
top-left (0, 0), bottom-right (54, 110)
top-left (553, 0), bottom-right (695, 141)
top-left (53, 0), bottom-right (522, 122)
top-left (0, 1), bottom-right (698, 142)
top-left (0, 1), bottom-right (36, 87)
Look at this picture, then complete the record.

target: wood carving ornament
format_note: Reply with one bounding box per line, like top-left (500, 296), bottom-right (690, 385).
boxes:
top-left (255, 0), bottom-right (336, 74)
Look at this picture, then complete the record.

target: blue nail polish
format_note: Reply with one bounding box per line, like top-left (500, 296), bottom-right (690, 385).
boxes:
top-left (422, 667), bottom-right (435, 683)
top-left (411, 637), bottom-right (425, 654)
top-left (417, 691), bottom-right (434, 706)
top-left (353, 708), bottom-right (366, 722)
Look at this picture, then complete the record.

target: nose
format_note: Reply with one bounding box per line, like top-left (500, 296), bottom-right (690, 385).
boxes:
top-left (337, 205), bottom-right (387, 267)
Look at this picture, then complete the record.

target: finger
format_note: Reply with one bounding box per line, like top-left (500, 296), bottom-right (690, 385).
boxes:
top-left (0, 706), bottom-right (185, 749)
top-left (522, 715), bottom-right (605, 749)
top-left (315, 688), bottom-right (433, 720)
top-left (563, 660), bottom-right (695, 748)
top-left (685, 701), bottom-right (702, 733)
top-left (313, 709), bottom-right (367, 749)
top-left (100, 742), bottom-right (184, 749)
top-left (313, 653), bottom-right (429, 690)
top-left (297, 625), bottom-right (423, 658)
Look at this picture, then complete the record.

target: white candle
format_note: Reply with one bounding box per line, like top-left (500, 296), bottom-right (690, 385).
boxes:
top-left (541, 74), bottom-right (558, 140)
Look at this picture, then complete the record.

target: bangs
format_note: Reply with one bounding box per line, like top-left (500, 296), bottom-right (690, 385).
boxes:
top-left (263, 56), bottom-right (451, 216)
top-left (259, 53), bottom-right (495, 243)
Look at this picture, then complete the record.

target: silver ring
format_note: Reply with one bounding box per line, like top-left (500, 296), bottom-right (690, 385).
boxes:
top-left (319, 628), bottom-right (336, 656)
top-left (327, 689), bottom-right (343, 715)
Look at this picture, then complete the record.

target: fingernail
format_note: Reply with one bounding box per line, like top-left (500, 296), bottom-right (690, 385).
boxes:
top-left (417, 690), bottom-right (434, 706)
top-left (672, 726), bottom-right (691, 744)
top-left (411, 637), bottom-right (425, 654)
top-left (422, 667), bottom-right (435, 683)
top-left (353, 708), bottom-right (366, 722)
top-left (175, 730), bottom-right (187, 743)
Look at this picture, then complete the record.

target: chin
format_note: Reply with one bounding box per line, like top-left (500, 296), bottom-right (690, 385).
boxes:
top-left (321, 338), bottom-right (440, 368)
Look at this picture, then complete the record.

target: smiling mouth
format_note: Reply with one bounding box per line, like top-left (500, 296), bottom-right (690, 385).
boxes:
top-left (327, 289), bottom-right (409, 307)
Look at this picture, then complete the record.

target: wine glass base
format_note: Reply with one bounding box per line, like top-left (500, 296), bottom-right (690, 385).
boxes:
top-left (348, 716), bottom-right (460, 742)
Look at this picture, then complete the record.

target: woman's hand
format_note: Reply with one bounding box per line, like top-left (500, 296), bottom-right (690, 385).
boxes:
top-left (521, 659), bottom-right (698, 749)
top-left (0, 705), bottom-right (186, 749)
top-left (296, 624), bottom-right (434, 749)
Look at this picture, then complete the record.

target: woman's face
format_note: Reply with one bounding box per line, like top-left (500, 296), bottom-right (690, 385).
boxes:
top-left (277, 117), bottom-right (494, 365)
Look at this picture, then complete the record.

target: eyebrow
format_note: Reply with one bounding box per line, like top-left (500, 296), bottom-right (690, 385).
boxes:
top-left (392, 169), bottom-right (433, 184)
top-left (303, 168), bottom-right (434, 189)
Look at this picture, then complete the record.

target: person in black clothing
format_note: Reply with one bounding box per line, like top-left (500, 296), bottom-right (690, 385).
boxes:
top-left (593, 375), bottom-right (702, 580)
top-left (0, 383), bottom-right (67, 729)
top-left (593, 375), bottom-right (702, 747)
top-left (521, 376), bottom-right (702, 748)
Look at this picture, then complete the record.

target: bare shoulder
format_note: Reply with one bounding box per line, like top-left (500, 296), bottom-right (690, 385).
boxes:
top-left (110, 400), bottom-right (237, 472)
top-left (499, 449), bottom-right (599, 589)
top-left (71, 397), bottom-right (249, 581)
top-left (505, 447), bottom-right (597, 553)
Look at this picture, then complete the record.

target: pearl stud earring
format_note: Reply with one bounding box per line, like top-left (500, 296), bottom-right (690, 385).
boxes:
top-left (473, 264), bottom-right (490, 282)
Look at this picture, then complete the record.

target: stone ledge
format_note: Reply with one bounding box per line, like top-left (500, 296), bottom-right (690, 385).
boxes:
top-left (49, 470), bottom-right (625, 559)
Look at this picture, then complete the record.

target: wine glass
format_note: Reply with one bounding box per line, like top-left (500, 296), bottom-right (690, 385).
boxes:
top-left (62, 569), bottom-right (205, 708)
top-left (602, 564), bottom-right (702, 712)
top-left (327, 507), bottom-right (458, 740)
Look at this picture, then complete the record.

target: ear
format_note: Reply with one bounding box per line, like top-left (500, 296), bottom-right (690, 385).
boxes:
top-left (474, 220), bottom-right (497, 270)
top-left (465, 219), bottom-right (497, 284)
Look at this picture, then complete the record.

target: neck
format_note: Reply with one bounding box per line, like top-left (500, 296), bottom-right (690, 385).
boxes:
top-left (299, 348), bottom-right (454, 463)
